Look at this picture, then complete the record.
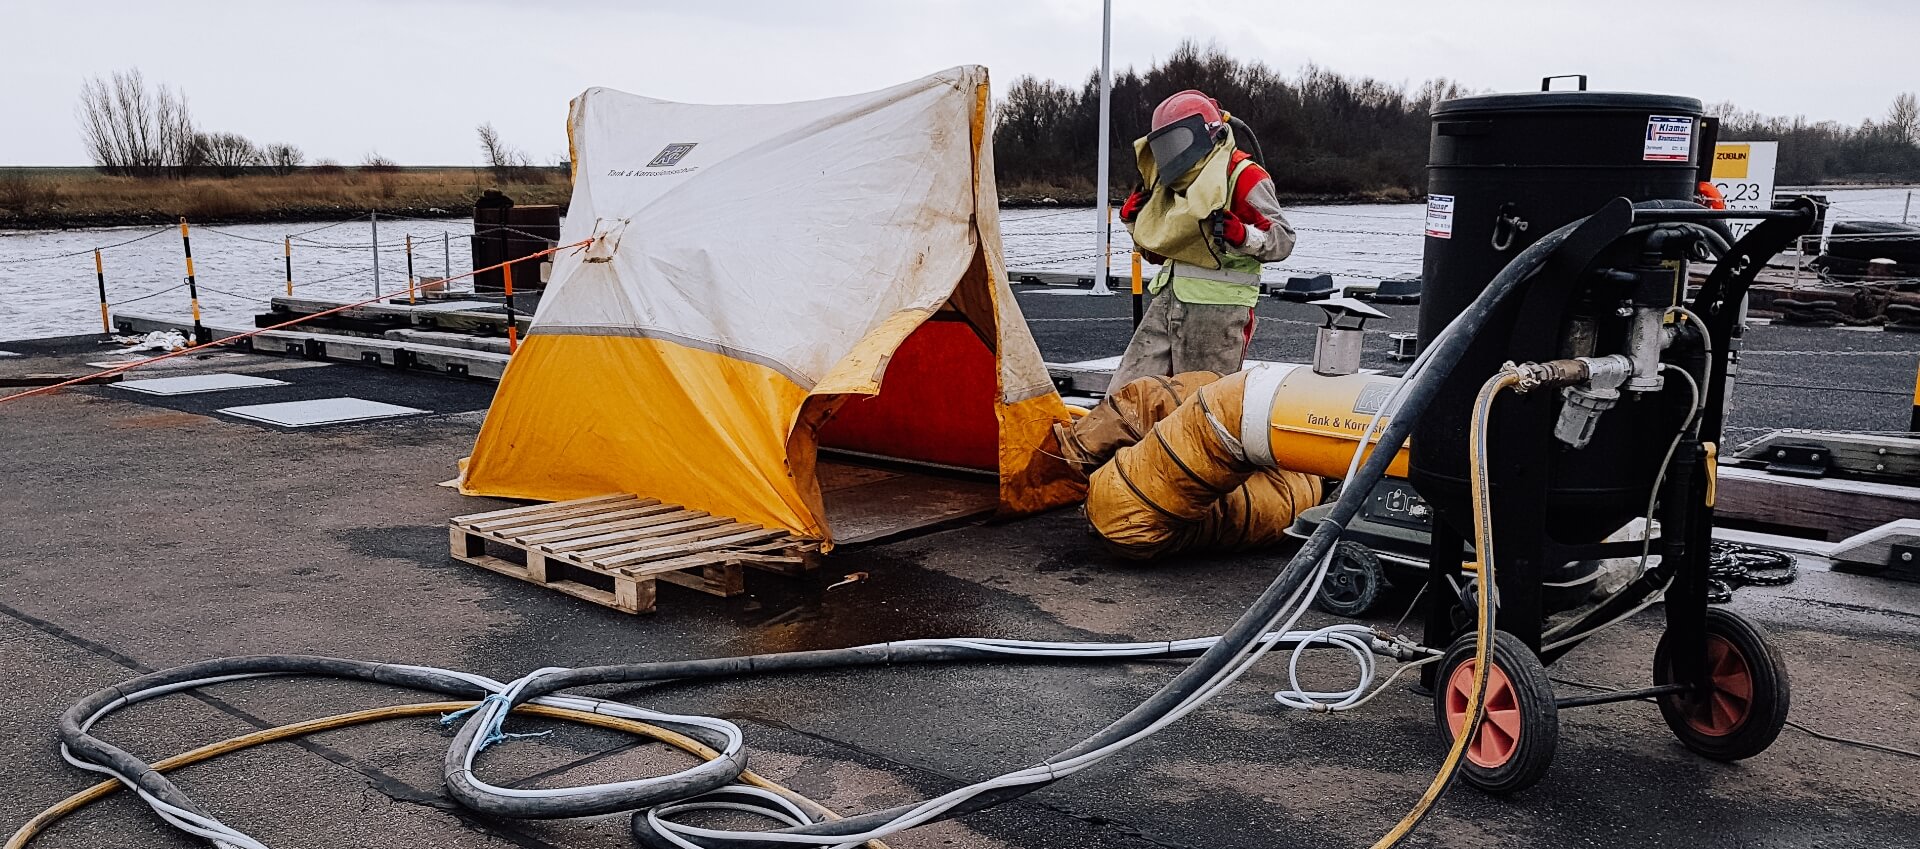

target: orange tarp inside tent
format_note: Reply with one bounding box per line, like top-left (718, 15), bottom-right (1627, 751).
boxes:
top-left (459, 66), bottom-right (1083, 544)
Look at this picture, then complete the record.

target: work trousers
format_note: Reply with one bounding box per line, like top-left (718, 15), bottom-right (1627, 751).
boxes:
top-left (1105, 288), bottom-right (1256, 394)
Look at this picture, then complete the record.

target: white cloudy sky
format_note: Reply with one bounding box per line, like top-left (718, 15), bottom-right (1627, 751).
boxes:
top-left (2, 0), bottom-right (1910, 165)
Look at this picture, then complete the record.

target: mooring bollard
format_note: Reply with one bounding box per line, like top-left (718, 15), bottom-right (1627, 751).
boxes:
top-left (94, 248), bottom-right (110, 333)
top-left (178, 217), bottom-right (206, 343)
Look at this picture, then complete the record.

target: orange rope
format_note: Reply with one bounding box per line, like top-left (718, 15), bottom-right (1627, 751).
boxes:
top-left (0, 238), bottom-right (591, 406)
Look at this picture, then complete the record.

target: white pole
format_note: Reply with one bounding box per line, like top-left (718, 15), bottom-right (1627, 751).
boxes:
top-left (370, 211), bottom-right (382, 297)
top-left (1089, 0), bottom-right (1116, 296)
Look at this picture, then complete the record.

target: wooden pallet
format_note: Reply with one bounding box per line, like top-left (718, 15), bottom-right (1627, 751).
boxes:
top-left (449, 494), bottom-right (817, 613)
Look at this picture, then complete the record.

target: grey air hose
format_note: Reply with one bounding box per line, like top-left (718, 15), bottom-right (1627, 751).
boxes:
top-left (53, 218), bottom-right (1593, 849)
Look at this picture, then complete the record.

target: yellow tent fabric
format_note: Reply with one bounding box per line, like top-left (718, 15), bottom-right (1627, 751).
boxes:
top-left (460, 67), bottom-right (1083, 544)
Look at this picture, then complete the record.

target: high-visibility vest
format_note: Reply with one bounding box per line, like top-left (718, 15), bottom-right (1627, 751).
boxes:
top-left (1147, 158), bottom-right (1264, 307)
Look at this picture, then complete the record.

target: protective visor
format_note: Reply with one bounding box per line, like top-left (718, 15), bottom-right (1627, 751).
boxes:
top-left (1145, 114), bottom-right (1215, 188)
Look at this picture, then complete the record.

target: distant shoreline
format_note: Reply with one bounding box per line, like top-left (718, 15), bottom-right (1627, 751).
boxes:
top-left (0, 167), bottom-right (569, 231)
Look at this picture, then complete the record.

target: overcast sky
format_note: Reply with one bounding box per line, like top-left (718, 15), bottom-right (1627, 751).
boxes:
top-left (2, 0), bottom-right (1910, 166)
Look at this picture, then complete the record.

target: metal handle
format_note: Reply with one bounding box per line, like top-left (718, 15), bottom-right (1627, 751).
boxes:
top-left (1540, 74), bottom-right (1589, 92)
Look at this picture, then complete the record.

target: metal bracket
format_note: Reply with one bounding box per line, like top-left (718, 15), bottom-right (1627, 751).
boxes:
top-left (1762, 442), bottom-right (1831, 478)
top-left (1889, 544), bottom-right (1920, 582)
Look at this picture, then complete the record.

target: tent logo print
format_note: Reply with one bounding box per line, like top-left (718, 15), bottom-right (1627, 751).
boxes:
top-left (647, 143), bottom-right (698, 168)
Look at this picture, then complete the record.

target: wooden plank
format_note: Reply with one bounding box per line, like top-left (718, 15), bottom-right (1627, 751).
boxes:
top-left (467, 496), bottom-right (642, 533)
top-left (589, 524), bottom-right (770, 567)
top-left (1732, 432), bottom-right (1920, 481)
top-left (538, 513), bottom-right (727, 554)
top-left (612, 529), bottom-right (788, 572)
top-left (1715, 466), bottom-right (1920, 540)
top-left (506, 502), bottom-right (679, 541)
top-left (655, 562), bottom-right (747, 597)
top-left (453, 493), bottom-right (631, 525)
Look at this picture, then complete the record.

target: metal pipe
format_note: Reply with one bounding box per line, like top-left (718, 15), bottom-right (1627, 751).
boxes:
top-left (370, 211), bottom-right (382, 297)
top-left (1554, 683), bottom-right (1690, 709)
top-left (1088, 0), bottom-right (1114, 297)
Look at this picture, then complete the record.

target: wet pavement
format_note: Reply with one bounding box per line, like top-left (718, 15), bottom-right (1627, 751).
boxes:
top-left (0, 312), bottom-right (1917, 849)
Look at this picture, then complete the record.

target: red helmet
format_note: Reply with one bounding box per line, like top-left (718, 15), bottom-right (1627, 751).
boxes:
top-left (1152, 90), bottom-right (1222, 132)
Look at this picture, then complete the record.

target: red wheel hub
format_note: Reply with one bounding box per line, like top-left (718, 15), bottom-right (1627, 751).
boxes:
top-left (1676, 634), bottom-right (1755, 737)
top-left (1445, 659), bottom-right (1522, 768)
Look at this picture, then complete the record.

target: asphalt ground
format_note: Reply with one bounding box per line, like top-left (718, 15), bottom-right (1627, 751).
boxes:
top-left (0, 313), bottom-right (1917, 849)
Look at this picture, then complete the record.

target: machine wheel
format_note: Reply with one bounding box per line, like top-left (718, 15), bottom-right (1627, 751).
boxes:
top-left (1653, 607), bottom-right (1790, 761)
top-left (1432, 631), bottom-right (1559, 795)
top-left (1313, 541), bottom-right (1388, 617)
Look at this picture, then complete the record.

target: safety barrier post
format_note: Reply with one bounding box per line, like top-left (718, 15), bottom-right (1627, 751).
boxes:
top-left (94, 249), bottom-right (110, 333)
top-left (503, 261), bottom-right (519, 353)
top-left (179, 217), bottom-right (206, 343)
top-left (405, 234), bottom-right (417, 305)
top-left (370, 211), bottom-right (382, 297)
top-left (1130, 250), bottom-right (1144, 327)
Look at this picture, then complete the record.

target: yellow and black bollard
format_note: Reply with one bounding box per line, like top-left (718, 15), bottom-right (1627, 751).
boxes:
top-left (1130, 250), bottom-right (1144, 328)
top-left (94, 249), bottom-right (110, 333)
top-left (405, 234), bottom-right (417, 305)
top-left (1911, 357), bottom-right (1920, 433)
top-left (284, 236), bottom-right (293, 297)
top-left (178, 217), bottom-right (207, 343)
top-left (503, 261), bottom-right (519, 353)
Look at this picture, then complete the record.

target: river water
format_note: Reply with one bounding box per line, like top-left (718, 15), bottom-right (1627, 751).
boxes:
top-left (1, 187), bottom-right (1913, 342)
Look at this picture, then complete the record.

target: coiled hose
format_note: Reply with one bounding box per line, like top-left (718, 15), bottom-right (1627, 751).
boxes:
top-left (39, 218), bottom-right (1593, 849)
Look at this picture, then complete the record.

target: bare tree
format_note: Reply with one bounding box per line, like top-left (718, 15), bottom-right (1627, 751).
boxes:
top-left (477, 122), bottom-right (532, 182)
top-left (76, 69), bottom-right (198, 178)
top-left (264, 143), bottom-right (304, 176)
top-left (200, 131), bottom-right (263, 177)
top-left (359, 151), bottom-right (400, 172)
top-left (1888, 93), bottom-right (1920, 145)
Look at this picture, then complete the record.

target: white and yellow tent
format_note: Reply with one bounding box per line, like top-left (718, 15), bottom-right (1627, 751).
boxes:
top-left (460, 66), bottom-right (1084, 544)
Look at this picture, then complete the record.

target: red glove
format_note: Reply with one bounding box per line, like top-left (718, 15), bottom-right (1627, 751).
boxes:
top-left (1119, 188), bottom-right (1148, 223)
top-left (1211, 210), bottom-right (1249, 246)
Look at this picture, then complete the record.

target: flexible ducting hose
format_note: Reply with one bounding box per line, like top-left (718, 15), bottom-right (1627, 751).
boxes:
top-left (1085, 370), bottom-right (1320, 558)
top-left (42, 219), bottom-right (1592, 849)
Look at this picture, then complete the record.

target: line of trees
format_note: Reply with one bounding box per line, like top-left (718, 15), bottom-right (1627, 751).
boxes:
top-left (995, 42), bottom-right (1920, 200)
top-left (77, 69), bottom-right (307, 178)
top-left (75, 69), bottom-right (564, 182)
top-left (1712, 92), bottom-right (1920, 184)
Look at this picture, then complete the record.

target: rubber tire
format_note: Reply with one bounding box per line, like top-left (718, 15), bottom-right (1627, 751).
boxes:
top-left (1432, 630), bottom-right (1559, 795)
top-left (1312, 541), bottom-right (1387, 617)
top-left (1653, 607), bottom-right (1791, 761)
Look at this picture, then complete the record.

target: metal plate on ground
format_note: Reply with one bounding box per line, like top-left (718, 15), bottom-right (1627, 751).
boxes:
top-left (114, 373), bottom-right (290, 396)
top-left (218, 397), bottom-right (427, 427)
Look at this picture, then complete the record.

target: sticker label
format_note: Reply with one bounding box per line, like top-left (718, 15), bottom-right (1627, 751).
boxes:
top-left (1424, 194), bottom-right (1455, 239)
top-left (1644, 115), bottom-right (1695, 162)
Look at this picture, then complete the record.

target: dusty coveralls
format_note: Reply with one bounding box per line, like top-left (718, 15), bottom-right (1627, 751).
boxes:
top-left (1107, 149), bottom-right (1296, 393)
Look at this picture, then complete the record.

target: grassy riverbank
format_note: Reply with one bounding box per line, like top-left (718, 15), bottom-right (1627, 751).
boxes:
top-left (0, 167), bottom-right (571, 229)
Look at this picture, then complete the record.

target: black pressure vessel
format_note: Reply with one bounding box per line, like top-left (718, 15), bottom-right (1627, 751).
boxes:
top-left (1410, 90), bottom-right (1703, 544)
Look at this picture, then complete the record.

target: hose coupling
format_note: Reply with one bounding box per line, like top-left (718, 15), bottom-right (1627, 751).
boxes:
top-left (1499, 358), bottom-right (1590, 394)
top-left (1553, 354), bottom-right (1632, 449)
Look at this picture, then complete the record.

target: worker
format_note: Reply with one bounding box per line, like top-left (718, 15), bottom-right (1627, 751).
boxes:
top-left (1107, 90), bottom-right (1296, 392)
